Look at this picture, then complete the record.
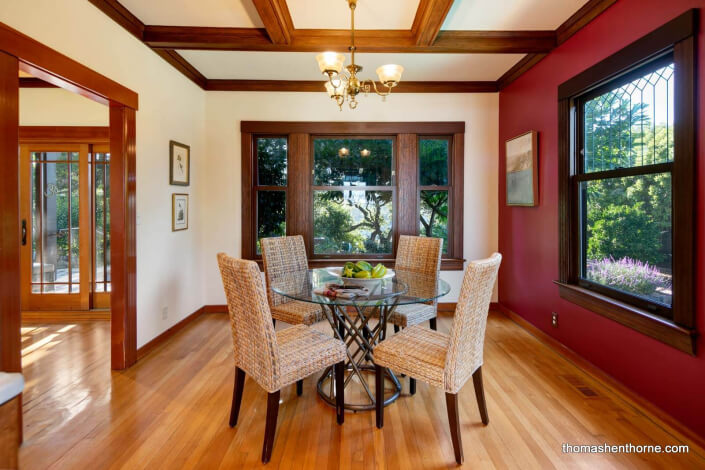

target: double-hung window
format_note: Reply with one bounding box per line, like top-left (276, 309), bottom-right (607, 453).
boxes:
top-left (557, 10), bottom-right (697, 354)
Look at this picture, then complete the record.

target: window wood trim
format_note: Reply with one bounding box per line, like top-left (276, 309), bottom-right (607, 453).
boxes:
top-left (557, 10), bottom-right (698, 354)
top-left (241, 121), bottom-right (465, 270)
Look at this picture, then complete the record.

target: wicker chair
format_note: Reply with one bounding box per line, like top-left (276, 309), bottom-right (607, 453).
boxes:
top-left (217, 253), bottom-right (347, 464)
top-left (391, 235), bottom-right (443, 331)
top-left (373, 253), bottom-right (502, 465)
top-left (261, 236), bottom-right (324, 328)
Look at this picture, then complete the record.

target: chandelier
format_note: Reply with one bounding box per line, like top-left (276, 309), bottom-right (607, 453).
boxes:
top-left (316, 0), bottom-right (404, 111)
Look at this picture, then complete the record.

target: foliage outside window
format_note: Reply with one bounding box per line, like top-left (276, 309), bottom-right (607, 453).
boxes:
top-left (244, 122), bottom-right (464, 267)
top-left (418, 138), bottom-right (450, 253)
top-left (578, 60), bottom-right (674, 312)
top-left (313, 138), bottom-right (394, 255)
top-left (255, 137), bottom-right (287, 253)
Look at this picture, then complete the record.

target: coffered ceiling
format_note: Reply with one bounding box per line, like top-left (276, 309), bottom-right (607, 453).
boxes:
top-left (83, 0), bottom-right (618, 92)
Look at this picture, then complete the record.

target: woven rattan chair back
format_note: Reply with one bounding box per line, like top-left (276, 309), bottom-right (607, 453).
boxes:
top-left (444, 253), bottom-right (502, 393)
top-left (395, 235), bottom-right (443, 275)
top-left (217, 253), bottom-right (281, 392)
top-left (261, 236), bottom-right (309, 308)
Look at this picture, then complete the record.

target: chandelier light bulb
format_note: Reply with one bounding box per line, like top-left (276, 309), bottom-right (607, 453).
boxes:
top-left (376, 64), bottom-right (404, 86)
top-left (316, 52), bottom-right (345, 75)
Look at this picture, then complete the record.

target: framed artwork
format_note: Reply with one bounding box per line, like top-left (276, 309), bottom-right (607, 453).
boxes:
top-left (169, 140), bottom-right (190, 186)
top-left (505, 131), bottom-right (538, 206)
top-left (172, 193), bottom-right (189, 231)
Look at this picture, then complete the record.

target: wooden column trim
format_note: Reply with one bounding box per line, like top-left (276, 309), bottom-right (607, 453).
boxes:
top-left (109, 104), bottom-right (137, 369)
top-left (0, 51), bottom-right (20, 373)
top-left (451, 132), bottom-right (464, 257)
top-left (671, 34), bottom-right (696, 328)
top-left (396, 134), bottom-right (418, 240)
top-left (287, 134), bottom-right (312, 255)
top-left (241, 132), bottom-right (254, 259)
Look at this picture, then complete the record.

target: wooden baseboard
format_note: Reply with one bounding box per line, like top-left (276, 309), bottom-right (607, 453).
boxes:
top-left (496, 302), bottom-right (705, 453)
top-left (21, 310), bottom-right (110, 323)
top-left (202, 304), bottom-right (227, 313)
top-left (136, 307), bottom-right (208, 360)
top-left (199, 303), bottom-right (500, 316)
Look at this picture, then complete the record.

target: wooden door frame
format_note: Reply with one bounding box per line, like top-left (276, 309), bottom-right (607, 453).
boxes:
top-left (0, 21), bottom-right (139, 375)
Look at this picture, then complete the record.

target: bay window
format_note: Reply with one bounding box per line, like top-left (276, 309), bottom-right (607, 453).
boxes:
top-left (241, 122), bottom-right (465, 269)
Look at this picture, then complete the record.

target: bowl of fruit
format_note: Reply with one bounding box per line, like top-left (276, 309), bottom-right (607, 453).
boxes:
top-left (327, 261), bottom-right (395, 286)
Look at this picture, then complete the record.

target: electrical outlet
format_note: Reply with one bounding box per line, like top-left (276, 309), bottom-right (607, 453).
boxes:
top-left (162, 306), bottom-right (168, 320)
top-left (551, 312), bottom-right (559, 328)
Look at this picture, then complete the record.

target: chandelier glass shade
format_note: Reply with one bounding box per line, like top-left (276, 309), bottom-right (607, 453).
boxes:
top-left (316, 0), bottom-right (404, 110)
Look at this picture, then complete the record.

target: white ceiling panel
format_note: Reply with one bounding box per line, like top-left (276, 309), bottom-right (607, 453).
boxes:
top-left (119, 0), bottom-right (263, 27)
top-left (442, 0), bottom-right (590, 30)
top-left (287, 0), bottom-right (421, 30)
top-left (178, 50), bottom-right (524, 81)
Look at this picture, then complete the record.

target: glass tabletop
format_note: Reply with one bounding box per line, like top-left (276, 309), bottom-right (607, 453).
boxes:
top-left (271, 268), bottom-right (451, 307)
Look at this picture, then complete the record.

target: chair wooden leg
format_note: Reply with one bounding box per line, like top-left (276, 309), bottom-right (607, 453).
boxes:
top-left (375, 365), bottom-right (384, 429)
top-left (262, 390), bottom-right (280, 464)
top-left (409, 378), bottom-right (416, 395)
top-left (445, 392), bottom-right (464, 465)
top-left (429, 317), bottom-right (437, 331)
top-left (296, 379), bottom-right (303, 396)
top-left (472, 366), bottom-right (489, 425)
top-left (229, 367), bottom-right (245, 427)
top-left (335, 361), bottom-right (345, 424)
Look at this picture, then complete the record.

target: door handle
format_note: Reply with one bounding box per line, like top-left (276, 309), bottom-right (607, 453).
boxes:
top-left (21, 219), bottom-right (27, 246)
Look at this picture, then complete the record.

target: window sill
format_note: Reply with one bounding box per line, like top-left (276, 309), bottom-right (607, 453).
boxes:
top-left (554, 281), bottom-right (697, 355)
top-left (254, 258), bottom-right (465, 271)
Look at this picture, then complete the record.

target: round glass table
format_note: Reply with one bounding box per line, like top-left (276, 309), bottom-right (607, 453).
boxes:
top-left (271, 268), bottom-right (450, 411)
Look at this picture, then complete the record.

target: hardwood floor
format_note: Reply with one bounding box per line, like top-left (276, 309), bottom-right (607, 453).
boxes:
top-left (19, 313), bottom-right (705, 469)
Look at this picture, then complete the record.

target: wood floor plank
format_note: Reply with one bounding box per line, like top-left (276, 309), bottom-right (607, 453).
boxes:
top-left (18, 313), bottom-right (705, 469)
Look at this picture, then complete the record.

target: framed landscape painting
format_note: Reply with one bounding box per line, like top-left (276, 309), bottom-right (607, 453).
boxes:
top-left (505, 131), bottom-right (538, 206)
top-left (169, 140), bottom-right (190, 186)
top-left (172, 193), bottom-right (189, 231)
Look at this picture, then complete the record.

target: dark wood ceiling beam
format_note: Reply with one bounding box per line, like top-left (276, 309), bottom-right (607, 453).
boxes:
top-left (144, 26), bottom-right (555, 53)
top-left (557, 0), bottom-right (618, 45)
top-left (497, 0), bottom-right (618, 89)
top-left (87, 0), bottom-right (144, 40)
top-left (205, 79), bottom-right (497, 93)
top-left (252, 0), bottom-right (294, 44)
top-left (152, 49), bottom-right (208, 88)
top-left (412, 0), bottom-right (456, 46)
top-left (497, 53), bottom-right (547, 90)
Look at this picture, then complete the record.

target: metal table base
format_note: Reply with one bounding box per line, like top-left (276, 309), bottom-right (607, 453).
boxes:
top-left (317, 301), bottom-right (401, 411)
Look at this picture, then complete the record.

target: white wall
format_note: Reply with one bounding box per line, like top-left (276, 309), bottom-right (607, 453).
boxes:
top-left (203, 92), bottom-right (499, 303)
top-left (20, 88), bottom-right (109, 126)
top-left (3, 0), bottom-right (207, 347)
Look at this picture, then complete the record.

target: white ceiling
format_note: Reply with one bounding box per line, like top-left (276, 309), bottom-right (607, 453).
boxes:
top-left (288, 0), bottom-right (421, 30)
top-left (178, 50), bottom-right (524, 81)
top-left (119, 0), bottom-right (263, 27)
top-left (442, 0), bottom-right (590, 30)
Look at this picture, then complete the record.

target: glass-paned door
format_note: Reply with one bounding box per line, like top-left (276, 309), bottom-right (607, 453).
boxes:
top-left (92, 144), bottom-right (111, 309)
top-left (20, 144), bottom-right (90, 310)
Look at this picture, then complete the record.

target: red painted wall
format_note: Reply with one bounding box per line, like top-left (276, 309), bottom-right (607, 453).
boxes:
top-left (498, 0), bottom-right (705, 438)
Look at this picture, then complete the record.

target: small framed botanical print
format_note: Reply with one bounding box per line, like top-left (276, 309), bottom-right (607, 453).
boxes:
top-left (169, 140), bottom-right (190, 186)
top-left (505, 131), bottom-right (539, 206)
top-left (172, 193), bottom-right (189, 231)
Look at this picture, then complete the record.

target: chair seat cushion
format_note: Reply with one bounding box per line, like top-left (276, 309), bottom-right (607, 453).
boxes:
top-left (277, 325), bottom-right (347, 388)
top-left (373, 325), bottom-right (448, 390)
top-left (388, 303), bottom-right (436, 327)
top-left (271, 300), bottom-right (323, 326)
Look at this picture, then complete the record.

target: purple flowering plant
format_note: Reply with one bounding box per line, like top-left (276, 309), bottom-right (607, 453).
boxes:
top-left (586, 257), bottom-right (671, 297)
